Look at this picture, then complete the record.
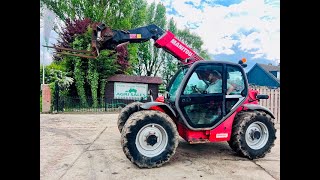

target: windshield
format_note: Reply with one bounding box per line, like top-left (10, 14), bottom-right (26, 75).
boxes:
top-left (167, 68), bottom-right (188, 102)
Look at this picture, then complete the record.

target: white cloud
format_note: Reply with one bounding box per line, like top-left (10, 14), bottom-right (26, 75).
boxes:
top-left (146, 0), bottom-right (280, 63)
top-left (239, 29), bottom-right (280, 63)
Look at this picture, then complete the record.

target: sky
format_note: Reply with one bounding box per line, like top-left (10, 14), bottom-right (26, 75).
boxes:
top-left (41, 0), bottom-right (280, 71)
top-left (146, 0), bottom-right (280, 70)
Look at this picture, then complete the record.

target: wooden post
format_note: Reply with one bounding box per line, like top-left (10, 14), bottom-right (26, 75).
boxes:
top-left (257, 86), bottom-right (280, 123)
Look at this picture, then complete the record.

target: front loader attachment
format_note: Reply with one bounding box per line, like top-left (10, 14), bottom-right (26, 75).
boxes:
top-left (43, 22), bottom-right (116, 59)
top-left (42, 45), bottom-right (98, 59)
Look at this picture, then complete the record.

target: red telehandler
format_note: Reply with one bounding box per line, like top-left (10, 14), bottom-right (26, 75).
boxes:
top-left (47, 22), bottom-right (276, 168)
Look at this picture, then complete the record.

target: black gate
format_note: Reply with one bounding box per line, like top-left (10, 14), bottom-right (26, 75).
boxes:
top-left (52, 82), bottom-right (64, 112)
top-left (52, 82), bottom-right (145, 113)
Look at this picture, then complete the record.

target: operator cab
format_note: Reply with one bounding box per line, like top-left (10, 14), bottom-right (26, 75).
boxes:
top-left (165, 60), bottom-right (248, 130)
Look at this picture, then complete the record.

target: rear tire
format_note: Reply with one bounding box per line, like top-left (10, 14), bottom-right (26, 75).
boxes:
top-left (117, 101), bottom-right (143, 133)
top-left (228, 111), bottom-right (276, 159)
top-left (121, 110), bottom-right (179, 168)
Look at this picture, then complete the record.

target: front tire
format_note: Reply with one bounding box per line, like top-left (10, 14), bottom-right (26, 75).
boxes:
top-left (117, 101), bottom-right (143, 133)
top-left (228, 111), bottom-right (276, 159)
top-left (121, 110), bottom-right (179, 168)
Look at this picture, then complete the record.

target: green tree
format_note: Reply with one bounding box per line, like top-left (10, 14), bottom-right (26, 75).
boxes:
top-left (130, 0), bottom-right (147, 28)
top-left (41, 0), bottom-right (135, 35)
top-left (125, 0), bottom-right (147, 75)
top-left (133, 3), bottom-right (209, 80)
top-left (41, 0), bottom-right (211, 101)
top-left (134, 2), bottom-right (167, 76)
top-left (132, 1), bottom-right (156, 76)
top-left (40, 62), bottom-right (71, 87)
top-left (41, 0), bottom-right (123, 23)
top-left (58, 25), bottom-right (119, 107)
top-left (152, 3), bottom-right (167, 76)
top-left (159, 18), bottom-right (210, 86)
top-left (177, 28), bottom-right (210, 59)
top-left (161, 18), bottom-right (179, 86)
top-left (40, 63), bottom-right (74, 109)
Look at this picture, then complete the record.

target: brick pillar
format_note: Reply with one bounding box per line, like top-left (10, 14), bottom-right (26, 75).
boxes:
top-left (42, 84), bottom-right (51, 113)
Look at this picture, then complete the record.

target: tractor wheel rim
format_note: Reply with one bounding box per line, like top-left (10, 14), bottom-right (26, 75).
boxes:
top-left (245, 122), bottom-right (269, 150)
top-left (136, 123), bottom-right (168, 157)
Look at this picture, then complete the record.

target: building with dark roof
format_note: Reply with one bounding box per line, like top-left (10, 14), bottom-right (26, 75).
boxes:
top-left (246, 63), bottom-right (280, 88)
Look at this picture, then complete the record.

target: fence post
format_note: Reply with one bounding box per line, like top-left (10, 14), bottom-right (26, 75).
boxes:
top-left (257, 86), bottom-right (280, 123)
top-left (105, 96), bottom-right (107, 111)
top-left (55, 82), bottom-right (59, 112)
top-left (274, 89), bottom-right (279, 123)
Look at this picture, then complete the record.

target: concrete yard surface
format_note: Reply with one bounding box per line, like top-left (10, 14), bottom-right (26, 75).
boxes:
top-left (40, 113), bottom-right (280, 180)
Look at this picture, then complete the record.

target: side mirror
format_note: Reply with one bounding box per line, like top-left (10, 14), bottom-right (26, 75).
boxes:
top-left (241, 64), bottom-right (247, 68)
top-left (238, 58), bottom-right (247, 68)
top-left (256, 94), bottom-right (269, 99)
top-left (148, 89), bottom-right (153, 95)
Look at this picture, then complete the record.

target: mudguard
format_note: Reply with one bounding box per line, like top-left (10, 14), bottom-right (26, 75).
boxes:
top-left (242, 104), bottom-right (275, 119)
top-left (140, 102), bottom-right (177, 117)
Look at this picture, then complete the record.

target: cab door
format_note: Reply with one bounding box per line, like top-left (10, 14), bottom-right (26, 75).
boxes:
top-left (225, 64), bottom-right (247, 115)
top-left (175, 63), bottom-right (225, 129)
top-left (175, 62), bottom-right (248, 130)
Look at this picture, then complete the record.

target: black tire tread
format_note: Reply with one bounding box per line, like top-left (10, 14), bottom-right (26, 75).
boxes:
top-left (121, 110), bottom-right (179, 168)
top-left (228, 110), bottom-right (277, 159)
top-left (117, 101), bottom-right (143, 133)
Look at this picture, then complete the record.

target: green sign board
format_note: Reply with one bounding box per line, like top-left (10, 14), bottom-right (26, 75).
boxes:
top-left (114, 82), bottom-right (148, 100)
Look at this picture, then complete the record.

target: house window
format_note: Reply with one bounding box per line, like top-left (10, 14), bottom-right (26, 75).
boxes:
top-left (270, 71), bottom-right (277, 78)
